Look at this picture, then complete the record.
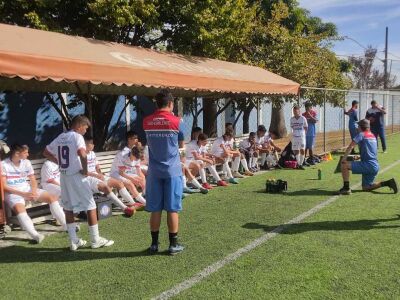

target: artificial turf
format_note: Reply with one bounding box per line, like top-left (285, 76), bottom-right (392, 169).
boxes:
top-left (1, 134), bottom-right (399, 299)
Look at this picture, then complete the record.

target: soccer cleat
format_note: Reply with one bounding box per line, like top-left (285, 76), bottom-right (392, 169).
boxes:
top-left (303, 161), bottom-right (310, 167)
top-left (200, 187), bottom-right (209, 194)
top-left (133, 202), bottom-right (145, 210)
top-left (217, 180), bottom-right (229, 187)
top-left (70, 238), bottom-right (87, 251)
top-left (232, 171), bottom-right (245, 178)
top-left (297, 165), bottom-right (305, 170)
top-left (244, 170), bottom-right (254, 176)
top-left (123, 206), bottom-right (136, 217)
top-left (228, 178), bottom-right (239, 184)
top-left (148, 244), bottom-right (159, 255)
top-left (338, 187), bottom-right (351, 195)
top-left (387, 178), bottom-right (398, 194)
top-left (183, 187), bottom-right (196, 194)
top-left (34, 234), bottom-right (45, 244)
top-left (202, 182), bottom-right (213, 190)
top-left (91, 237), bottom-right (114, 249)
top-left (168, 243), bottom-right (185, 255)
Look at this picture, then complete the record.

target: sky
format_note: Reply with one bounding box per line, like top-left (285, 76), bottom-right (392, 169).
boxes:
top-left (298, 0), bottom-right (400, 83)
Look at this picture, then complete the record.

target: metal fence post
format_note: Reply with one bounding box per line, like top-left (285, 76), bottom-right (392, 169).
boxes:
top-left (358, 91), bottom-right (362, 121)
top-left (323, 89), bottom-right (326, 153)
top-left (343, 92), bottom-right (346, 147)
top-left (256, 98), bottom-right (260, 127)
top-left (392, 94), bottom-right (394, 134)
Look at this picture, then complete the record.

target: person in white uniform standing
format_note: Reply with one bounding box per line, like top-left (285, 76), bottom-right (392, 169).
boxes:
top-left (290, 105), bottom-right (308, 170)
top-left (44, 115), bottom-right (114, 251)
top-left (2, 144), bottom-right (66, 243)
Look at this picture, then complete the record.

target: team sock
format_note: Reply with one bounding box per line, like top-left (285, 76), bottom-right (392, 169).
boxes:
top-left (135, 194), bottom-right (146, 204)
top-left (207, 165), bottom-right (221, 181)
top-left (182, 175), bottom-right (188, 188)
top-left (251, 157), bottom-right (258, 168)
top-left (169, 232), bottom-right (178, 247)
top-left (67, 223), bottom-right (79, 244)
top-left (296, 154), bottom-right (301, 166)
top-left (17, 212), bottom-right (40, 239)
top-left (241, 158), bottom-right (250, 172)
top-left (299, 154), bottom-right (305, 165)
top-left (107, 192), bottom-right (127, 210)
top-left (89, 224), bottom-right (100, 243)
top-left (199, 168), bottom-right (207, 183)
top-left (223, 162), bottom-right (234, 179)
top-left (189, 178), bottom-right (203, 189)
top-left (151, 231), bottom-right (159, 246)
top-left (260, 153), bottom-right (267, 166)
top-left (343, 181), bottom-right (350, 190)
top-left (49, 201), bottom-right (67, 230)
top-left (232, 157), bottom-right (240, 172)
top-left (119, 187), bottom-right (135, 205)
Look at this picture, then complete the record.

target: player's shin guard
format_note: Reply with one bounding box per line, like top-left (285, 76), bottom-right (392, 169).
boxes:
top-left (260, 153), bottom-right (267, 166)
top-left (251, 156), bottom-right (258, 168)
top-left (135, 194), bottom-right (146, 204)
top-left (182, 175), bottom-right (188, 188)
top-left (223, 162), bottom-right (234, 179)
top-left (300, 154), bottom-right (305, 165)
top-left (89, 224), bottom-right (100, 243)
top-left (107, 192), bottom-right (127, 210)
top-left (67, 223), bottom-right (79, 244)
top-left (232, 156), bottom-right (240, 172)
top-left (17, 212), bottom-right (40, 239)
top-left (189, 178), bottom-right (203, 189)
top-left (241, 158), bottom-right (250, 172)
top-left (199, 168), bottom-right (207, 183)
top-left (207, 165), bottom-right (221, 181)
top-left (119, 187), bottom-right (135, 205)
top-left (296, 154), bottom-right (301, 166)
top-left (49, 201), bottom-right (67, 230)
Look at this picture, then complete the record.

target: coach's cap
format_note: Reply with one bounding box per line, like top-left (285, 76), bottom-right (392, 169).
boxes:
top-left (358, 119), bottom-right (370, 129)
top-left (257, 125), bottom-right (267, 132)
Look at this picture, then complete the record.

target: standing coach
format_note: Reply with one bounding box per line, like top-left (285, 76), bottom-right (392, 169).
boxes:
top-left (143, 89), bottom-right (185, 255)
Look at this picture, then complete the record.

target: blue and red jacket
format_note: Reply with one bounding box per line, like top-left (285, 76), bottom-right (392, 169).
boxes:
top-left (143, 110), bottom-right (184, 178)
top-left (353, 130), bottom-right (379, 168)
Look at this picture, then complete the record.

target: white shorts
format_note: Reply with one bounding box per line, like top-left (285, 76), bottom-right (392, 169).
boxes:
top-left (185, 159), bottom-right (204, 167)
top-left (87, 176), bottom-right (105, 193)
top-left (292, 136), bottom-right (306, 151)
top-left (111, 173), bottom-right (139, 184)
top-left (5, 186), bottom-right (45, 208)
top-left (60, 173), bottom-right (96, 213)
top-left (42, 183), bottom-right (61, 197)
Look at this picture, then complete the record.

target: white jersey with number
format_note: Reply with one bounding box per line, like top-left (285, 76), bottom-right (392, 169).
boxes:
top-left (2, 158), bottom-right (34, 189)
top-left (41, 160), bottom-right (60, 185)
top-left (290, 116), bottom-right (308, 138)
top-left (110, 153), bottom-right (140, 178)
top-left (46, 130), bottom-right (85, 175)
top-left (87, 151), bottom-right (98, 173)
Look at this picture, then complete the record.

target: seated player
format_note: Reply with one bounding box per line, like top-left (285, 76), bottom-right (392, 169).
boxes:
top-left (210, 132), bottom-right (239, 184)
top-left (261, 131), bottom-right (282, 169)
top-left (180, 149), bottom-right (208, 194)
top-left (85, 137), bottom-right (137, 216)
top-left (290, 105), bottom-right (308, 170)
top-left (191, 127), bottom-right (203, 142)
top-left (191, 133), bottom-right (228, 187)
top-left (224, 129), bottom-right (253, 177)
top-left (140, 145), bottom-right (149, 176)
top-left (2, 144), bottom-right (66, 243)
top-left (110, 145), bottom-right (146, 205)
top-left (239, 132), bottom-right (259, 172)
top-left (41, 159), bottom-right (61, 197)
top-left (119, 130), bottom-right (142, 157)
top-left (339, 119), bottom-right (397, 195)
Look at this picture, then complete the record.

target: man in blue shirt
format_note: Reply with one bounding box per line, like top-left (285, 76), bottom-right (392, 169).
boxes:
top-left (339, 119), bottom-right (397, 195)
top-left (345, 100), bottom-right (359, 154)
top-left (302, 102), bottom-right (318, 165)
top-left (365, 100), bottom-right (387, 153)
top-left (143, 89), bottom-right (185, 255)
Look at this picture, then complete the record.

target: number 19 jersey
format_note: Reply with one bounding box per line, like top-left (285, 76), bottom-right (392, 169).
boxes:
top-left (46, 130), bottom-right (86, 175)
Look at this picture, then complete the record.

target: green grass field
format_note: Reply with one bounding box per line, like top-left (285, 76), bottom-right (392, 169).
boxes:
top-left (1, 134), bottom-right (400, 300)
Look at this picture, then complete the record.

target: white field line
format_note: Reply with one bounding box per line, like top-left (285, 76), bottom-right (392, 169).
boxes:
top-left (153, 159), bottom-right (400, 300)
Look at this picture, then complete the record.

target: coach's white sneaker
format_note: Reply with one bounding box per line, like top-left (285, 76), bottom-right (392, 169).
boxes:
top-left (70, 238), bottom-right (87, 251)
top-left (91, 237), bottom-right (114, 249)
top-left (34, 234), bottom-right (45, 244)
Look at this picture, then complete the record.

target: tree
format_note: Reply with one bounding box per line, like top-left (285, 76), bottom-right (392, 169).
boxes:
top-left (349, 46), bottom-right (397, 89)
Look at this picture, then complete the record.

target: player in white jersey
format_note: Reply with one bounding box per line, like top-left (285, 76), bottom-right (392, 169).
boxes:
top-left (211, 131), bottom-right (239, 184)
top-left (179, 149), bottom-right (208, 194)
top-left (41, 160), bottom-right (61, 197)
top-left (239, 132), bottom-right (259, 172)
top-left (290, 105), bottom-right (308, 170)
top-left (85, 137), bottom-right (137, 216)
top-left (44, 115), bottom-right (113, 251)
top-left (110, 145), bottom-right (146, 205)
top-left (2, 144), bottom-right (66, 243)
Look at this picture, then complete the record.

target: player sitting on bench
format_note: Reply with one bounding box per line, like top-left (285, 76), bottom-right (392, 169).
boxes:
top-left (239, 132), bottom-right (259, 172)
top-left (3, 144), bottom-right (67, 243)
top-left (110, 145), bottom-right (146, 205)
top-left (224, 129), bottom-right (253, 177)
top-left (180, 149), bottom-right (208, 194)
top-left (85, 137), bottom-right (137, 216)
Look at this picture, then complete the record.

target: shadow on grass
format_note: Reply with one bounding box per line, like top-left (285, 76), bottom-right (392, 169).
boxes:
top-left (242, 215), bottom-right (400, 235)
top-left (0, 246), bottom-right (153, 264)
top-left (285, 189), bottom-right (337, 196)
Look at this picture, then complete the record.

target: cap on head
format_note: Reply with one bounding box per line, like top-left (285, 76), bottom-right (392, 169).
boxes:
top-left (358, 119), bottom-right (370, 129)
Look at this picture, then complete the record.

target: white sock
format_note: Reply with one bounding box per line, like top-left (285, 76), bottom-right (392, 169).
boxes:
top-left (208, 165), bottom-right (221, 181)
top-left (232, 157), bottom-right (240, 172)
top-left (241, 159), bottom-right (250, 172)
top-left (119, 187), bottom-right (135, 205)
top-left (89, 224), bottom-right (100, 243)
top-left (67, 223), bottom-right (79, 244)
top-left (296, 154), bottom-right (301, 166)
top-left (17, 212), bottom-right (40, 239)
top-left (49, 201), bottom-right (67, 230)
top-left (260, 153), bottom-right (267, 165)
top-left (222, 163), bottom-right (228, 177)
top-left (182, 175), bottom-right (188, 188)
top-left (135, 194), bottom-right (146, 204)
top-left (300, 154), bottom-right (305, 165)
top-left (199, 168), bottom-right (207, 183)
top-left (189, 178), bottom-right (203, 189)
top-left (223, 162), bottom-right (233, 179)
top-left (251, 157), bottom-right (258, 168)
top-left (107, 192), bottom-right (127, 210)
